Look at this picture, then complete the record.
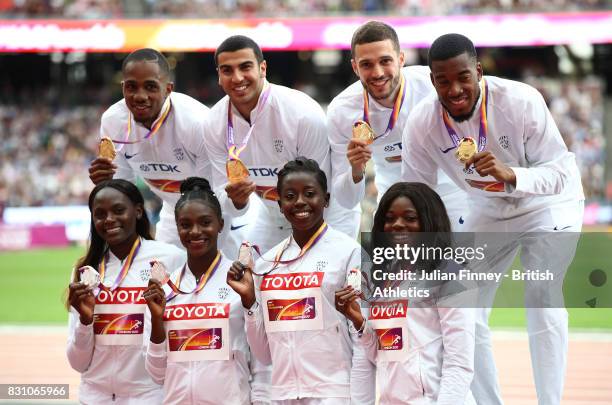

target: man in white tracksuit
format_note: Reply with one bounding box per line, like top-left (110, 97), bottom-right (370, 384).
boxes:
top-left (204, 35), bottom-right (359, 255)
top-left (328, 21), bottom-right (468, 229)
top-left (401, 34), bottom-right (584, 405)
top-left (88, 49), bottom-right (253, 255)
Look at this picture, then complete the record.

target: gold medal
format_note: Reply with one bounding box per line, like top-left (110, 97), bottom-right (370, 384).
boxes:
top-left (352, 120), bottom-right (375, 145)
top-left (226, 159), bottom-right (250, 183)
top-left (98, 137), bottom-right (116, 160)
top-left (455, 137), bottom-right (477, 163)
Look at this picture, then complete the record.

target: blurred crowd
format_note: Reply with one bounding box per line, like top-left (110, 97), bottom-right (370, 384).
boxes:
top-left (0, 77), bottom-right (606, 215)
top-left (0, 105), bottom-right (99, 207)
top-left (1, 0), bottom-right (609, 18)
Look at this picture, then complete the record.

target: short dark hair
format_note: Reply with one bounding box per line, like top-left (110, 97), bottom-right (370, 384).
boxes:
top-left (351, 21), bottom-right (400, 57)
top-left (122, 48), bottom-right (170, 78)
top-left (373, 182), bottom-right (451, 234)
top-left (175, 177), bottom-right (222, 220)
top-left (214, 35), bottom-right (264, 66)
top-left (277, 157), bottom-right (327, 195)
top-left (428, 33), bottom-right (477, 68)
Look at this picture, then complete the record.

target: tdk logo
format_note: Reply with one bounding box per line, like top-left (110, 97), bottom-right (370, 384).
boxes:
top-left (249, 167), bottom-right (280, 177)
top-left (384, 142), bottom-right (402, 152)
top-left (139, 163), bottom-right (181, 173)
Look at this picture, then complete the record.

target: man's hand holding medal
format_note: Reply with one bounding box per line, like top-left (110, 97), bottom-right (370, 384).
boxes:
top-left (225, 162), bottom-right (256, 210)
top-left (348, 120), bottom-right (374, 184)
top-left (464, 143), bottom-right (516, 187)
top-left (89, 137), bottom-right (118, 185)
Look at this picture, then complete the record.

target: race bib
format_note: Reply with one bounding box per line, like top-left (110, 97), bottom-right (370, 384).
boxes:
top-left (94, 287), bottom-right (146, 345)
top-left (369, 300), bottom-right (410, 362)
top-left (260, 272), bottom-right (324, 333)
top-left (164, 303), bottom-right (230, 362)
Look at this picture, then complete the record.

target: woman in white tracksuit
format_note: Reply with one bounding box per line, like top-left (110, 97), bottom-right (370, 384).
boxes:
top-left (227, 157), bottom-right (374, 404)
top-left (66, 179), bottom-right (185, 404)
top-left (143, 177), bottom-right (269, 404)
top-left (336, 182), bottom-right (476, 405)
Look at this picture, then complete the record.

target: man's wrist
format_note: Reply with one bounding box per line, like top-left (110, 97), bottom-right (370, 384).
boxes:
top-left (351, 168), bottom-right (365, 184)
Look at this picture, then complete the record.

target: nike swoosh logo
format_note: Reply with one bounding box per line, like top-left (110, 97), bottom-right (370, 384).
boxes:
top-left (553, 225), bottom-right (571, 231)
top-left (125, 153), bottom-right (138, 159)
top-left (230, 224), bottom-right (248, 231)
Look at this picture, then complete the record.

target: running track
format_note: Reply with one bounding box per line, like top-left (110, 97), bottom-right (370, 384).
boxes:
top-left (1, 327), bottom-right (610, 404)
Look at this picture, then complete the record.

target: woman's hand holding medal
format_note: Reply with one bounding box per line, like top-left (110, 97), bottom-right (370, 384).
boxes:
top-left (144, 279), bottom-right (166, 320)
top-left (464, 150), bottom-right (516, 186)
top-left (227, 261), bottom-right (256, 310)
top-left (335, 286), bottom-right (365, 331)
top-left (144, 279), bottom-right (167, 344)
top-left (68, 282), bottom-right (96, 325)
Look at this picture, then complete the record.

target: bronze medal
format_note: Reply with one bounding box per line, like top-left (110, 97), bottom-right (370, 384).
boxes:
top-left (226, 159), bottom-right (250, 183)
top-left (98, 137), bottom-right (116, 160)
top-left (352, 120), bottom-right (375, 145)
top-left (455, 137), bottom-right (477, 163)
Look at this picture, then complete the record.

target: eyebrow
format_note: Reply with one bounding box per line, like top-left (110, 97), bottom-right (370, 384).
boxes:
top-left (219, 61), bottom-right (254, 70)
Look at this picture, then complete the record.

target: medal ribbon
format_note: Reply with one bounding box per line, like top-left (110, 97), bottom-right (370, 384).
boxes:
top-left (227, 82), bottom-right (272, 161)
top-left (112, 96), bottom-right (172, 145)
top-left (362, 74), bottom-right (406, 141)
top-left (166, 251), bottom-right (222, 301)
top-left (441, 79), bottom-right (488, 153)
top-left (98, 237), bottom-right (142, 292)
top-left (245, 222), bottom-right (329, 276)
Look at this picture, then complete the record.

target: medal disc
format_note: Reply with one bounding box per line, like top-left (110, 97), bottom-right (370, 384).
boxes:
top-left (150, 260), bottom-right (170, 284)
top-left (226, 159), bottom-right (250, 184)
top-left (79, 265), bottom-right (101, 289)
top-left (455, 137), bottom-right (477, 163)
top-left (352, 120), bottom-right (375, 145)
top-left (346, 268), bottom-right (362, 293)
top-left (98, 137), bottom-right (116, 160)
top-left (238, 242), bottom-right (254, 269)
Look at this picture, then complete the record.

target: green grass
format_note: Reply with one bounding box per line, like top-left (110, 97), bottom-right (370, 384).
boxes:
top-left (0, 246), bottom-right (82, 324)
top-left (1, 242), bottom-right (611, 329)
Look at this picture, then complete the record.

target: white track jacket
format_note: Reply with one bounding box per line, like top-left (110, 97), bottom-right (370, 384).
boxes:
top-left (100, 92), bottom-right (211, 247)
top-left (244, 226), bottom-right (374, 403)
top-left (358, 291), bottom-right (477, 405)
top-left (66, 239), bottom-right (185, 404)
top-left (327, 66), bottom-right (468, 227)
top-left (203, 83), bottom-right (359, 253)
top-left (401, 76), bottom-right (584, 219)
top-left (144, 254), bottom-right (270, 404)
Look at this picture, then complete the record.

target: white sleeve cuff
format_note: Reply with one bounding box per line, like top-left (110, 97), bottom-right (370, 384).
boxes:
top-left (148, 341), bottom-right (167, 356)
top-left (507, 166), bottom-right (529, 194)
top-left (76, 319), bottom-right (94, 334)
top-left (245, 301), bottom-right (259, 317)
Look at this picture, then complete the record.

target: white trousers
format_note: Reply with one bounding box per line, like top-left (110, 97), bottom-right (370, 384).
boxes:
top-left (468, 200), bottom-right (583, 405)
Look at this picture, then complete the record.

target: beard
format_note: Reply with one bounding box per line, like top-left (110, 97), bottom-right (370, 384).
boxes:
top-left (442, 87), bottom-right (481, 122)
top-left (365, 74), bottom-right (401, 103)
